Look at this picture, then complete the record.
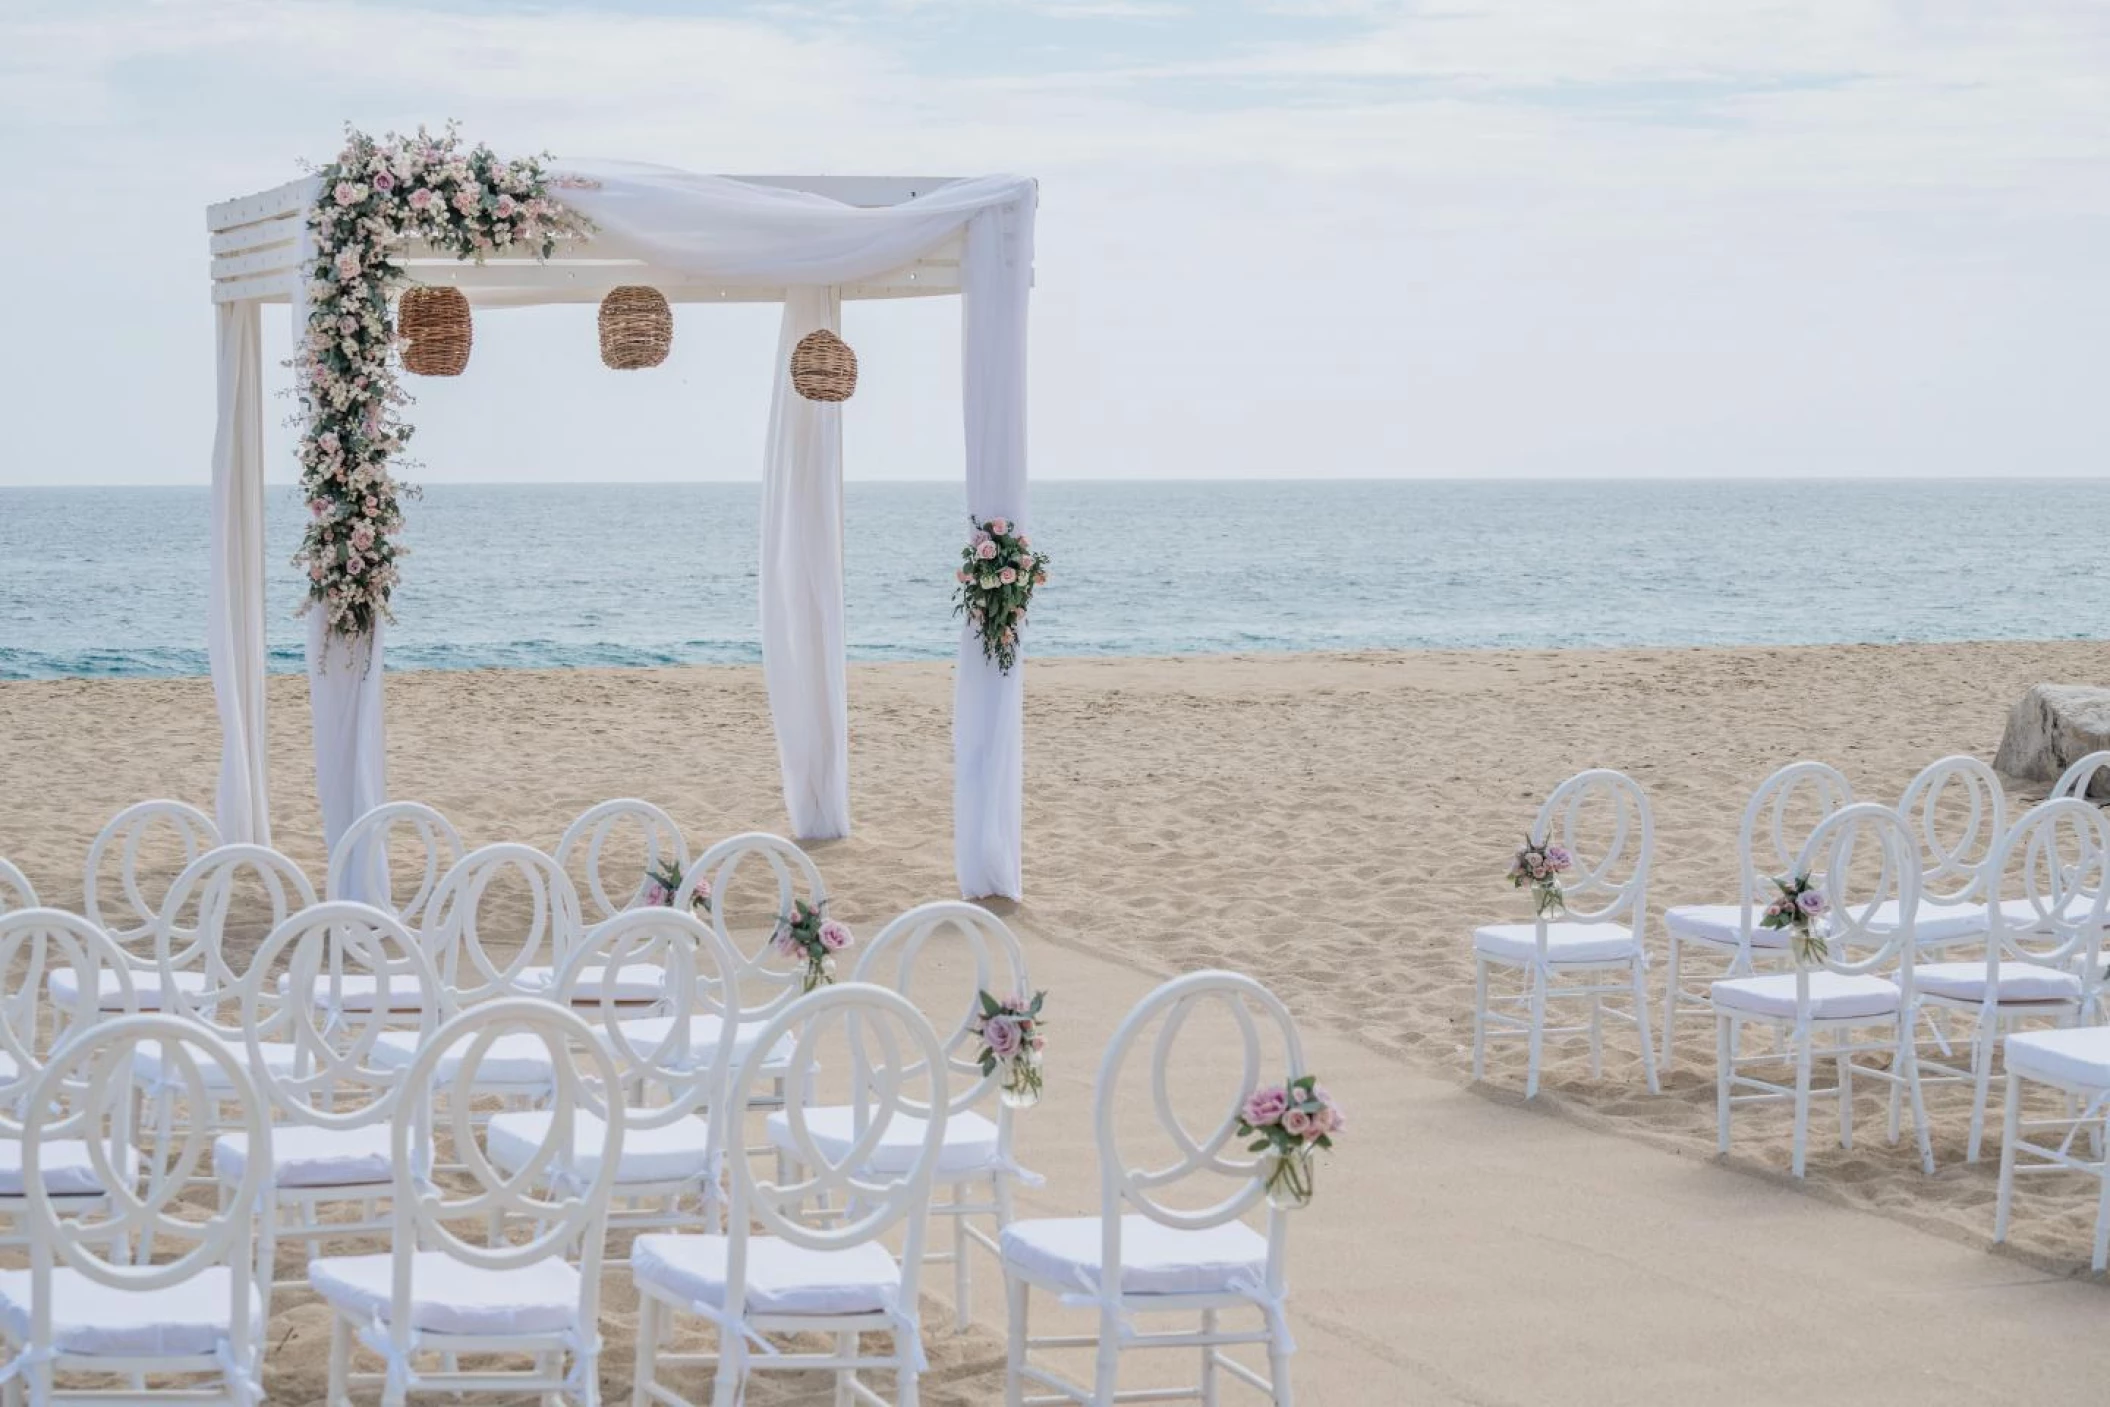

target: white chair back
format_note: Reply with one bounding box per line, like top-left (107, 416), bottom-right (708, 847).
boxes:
top-left (151, 844), bottom-right (317, 1022)
top-left (82, 799), bottom-right (220, 954)
top-left (0, 858), bottom-right (35, 911)
top-left (1728, 761), bottom-right (1853, 964)
top-left (18, 1015), bottom-right (268, 1389)
top-left (2051, 750), bottom-right (2110, 804)
top-left (326, 800), bottom-right (466, 931)
top-left (1983, 798), bottom-right (2110, 975)
top-left (1896, 755), bottom-right (2006, 907)
top-left (0, 909), bottom-right (137, 1118)
top-left (856, 901), bottom-right (1033, 1118)
top-left (556, 907), bottom-right (741, 1126)
top-left (426, 842), bottom-right (583, 1003)
top-left (1789, 802), bottom-right (1922, 985)
top-left (555, 798), bottom-right (691, 922)
top-left (1531, 769), bottom-right (1652, 927)
top-left (676, 831), bottom-right (829, 1019)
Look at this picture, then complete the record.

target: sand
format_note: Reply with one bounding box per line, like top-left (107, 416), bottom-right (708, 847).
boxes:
top-left (6, 640), bottom-right (2110, 1402)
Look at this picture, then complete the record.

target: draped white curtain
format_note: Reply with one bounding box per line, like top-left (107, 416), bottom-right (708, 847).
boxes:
top-left (760, 286), bottom-right (850, 839)
top-left (207, 300), bottom-right (271, 846)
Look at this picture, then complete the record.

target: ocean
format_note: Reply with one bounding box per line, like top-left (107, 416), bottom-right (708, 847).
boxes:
top-left (0, 479), bottom-right (2101, 681)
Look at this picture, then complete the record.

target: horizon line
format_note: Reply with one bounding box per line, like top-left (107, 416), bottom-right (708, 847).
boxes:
top-left (7, 474), bottom-right (2110, 489)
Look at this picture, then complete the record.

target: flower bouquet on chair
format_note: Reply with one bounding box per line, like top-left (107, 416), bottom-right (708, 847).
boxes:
top-left (1761, 874), bottom-right (1830, 963)
top-left (971, 989), bottom-right (1048, 1109)
top-left (1508, 836), bottom-right (1573, 917)
top-left (641, 859), bottom-right (710, 916)
top-left (1237, 1076), bottom-right (1343, 1211)
top-left (772, 899), bottom-right (853, 992)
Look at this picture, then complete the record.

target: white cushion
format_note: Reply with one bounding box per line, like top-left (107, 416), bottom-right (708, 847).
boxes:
top-left (601, 1014), bottom-right (794, 1072)
top-left (306, 1250), bottom-right (583, 1336)
top-left (2004, 1027), bottom-right (2110, 1090)
top-left (0, 1265), bottom-right (260, 1358)
top-left (1913, 961), bottom-right (2083, 1004)
top-left (130, 1040), bottom-right (297, 1090)
top-left (0, 1139), bottom-right (139, 1197)
top-left (519, 963), bottom-right (669, 1003)
top-left (1472, 921), bottom-right (1639, 965)
top-left (1000, 1215), bottom-right (1269, 1297)
top-left (1709, 971), bottom-right (1901, 1020)
top-left (370, 1030), bottom-right (556, 1086)
top-left (1863, 897), bottom-right (2034, 946)
top-left (215, 1124), bottom-right (394, 1189)
top-left (1665, 903), bottom-right (1789, 949)
top-left (764, 1106), bottom-right (1001, 1177)
top-left (632, 1233), bottom-right (901, 1316)
top-left (486, 1109), bottom-right (710, 1185)
top-left (49, 967), bottom-right (208, 1011)
top-left (278, 970), bottom-right (432, 1012)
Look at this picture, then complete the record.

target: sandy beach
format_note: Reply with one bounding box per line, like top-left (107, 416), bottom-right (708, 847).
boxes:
top-left (7, 640), bottom-right (2110, 1402)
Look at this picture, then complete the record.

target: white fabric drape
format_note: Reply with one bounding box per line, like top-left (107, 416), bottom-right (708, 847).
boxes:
top-left (306, 614), bottom-right (387, 894)
top-left (954, 205), bottom-right (1035, 900)
top-left (207, 301), bottom-right (271, 846)
top-left (760, 287), bottom-right (850, 839)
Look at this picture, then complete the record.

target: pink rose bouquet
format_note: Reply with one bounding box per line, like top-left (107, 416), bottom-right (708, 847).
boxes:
top-left (1236, 1074), bottom-right (1341, 1209)
top-left (954, 515), bottom-right (1050, 674)
top-left (1507, 835), bottom-right (1573, 917)
top-left (1760, 872), bottom-right (1830, 964)
top-left (971, 989), bottom-right (1048, 1108)
top-left (641, 858), bottom-right (710, 916)
top-left (772, 898), bottom-right (850, 992)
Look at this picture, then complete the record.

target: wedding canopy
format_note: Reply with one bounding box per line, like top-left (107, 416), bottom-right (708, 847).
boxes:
top-left (206, 163), bottom-right (1038, 898)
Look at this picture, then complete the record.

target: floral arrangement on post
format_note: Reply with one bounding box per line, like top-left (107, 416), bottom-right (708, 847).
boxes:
top-left (1760, 874), bottom-right (1830, 963)
top-left (971, 989), bottom-right (1047, 1109)
top-left (772, 899), bottom-right (854, 992)
top-left (954, 516), bottom-right (1048, 673)
top-left (1237, 1075), bottom-right (1343, 1210)
top-left (641, 860), bottom-right (710, 916)
top-left (295, 123), bottom-right (590, 639)
top-left (1508, 837), bottom-right (1573, 917)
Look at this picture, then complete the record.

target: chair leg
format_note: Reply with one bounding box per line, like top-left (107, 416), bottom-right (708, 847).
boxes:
top-left (1005, 1275), bottom-right (1029, 1407)
top-left (329, 1312), bottom-right (352, 1407)
top-left (1967, 1013), bottom-right (1997, 1164)
top-left (836, 1331), bottom-right (856, 1407)
top-left (1899, 1028), bottom-right (1935, 1176)
top-left (710, 1339), bottom-right (746, 1407)
top-left (1588, 993), bottom-right (1604, 1078)
top-left (1837, 1046), bottom-right (1854, 1151)
top-left (1631, 958), bottom-right (1659, 1095)
top-left (1266, 1302), bottom-right (1295, 1407)
top-left (1471, 958), bottom-right (1488, 1083)
top-left (1993, 1071), bottom-right (2021, 1245)
top-left (1199, 1307), bottom-right (1219, 1407)
top-left (1524, 964), bottom-right (1547, 1100)
top-left (1791, 1030), bottom-right (1813, 1178)
top-left (2095, 1137), bottom-right (2110, 1274)
top-left (954, 1196), bottom-right (973, 1332)
top-left (1715, 1014), bottom-right (1733, 1155)
top-left (633, 1293), bottom-right (661, 1407)
top-left (1660, 934), bottom-right (1682, 1073)
top-left (1092, 1310), bottom-right (1122, 1406)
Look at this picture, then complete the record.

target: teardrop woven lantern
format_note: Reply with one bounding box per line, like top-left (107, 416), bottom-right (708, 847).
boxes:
top-left (791, 329), bottom-right (858, 402)
top-left (599, 286), bottom-right (673, 370)
top-left (398, 286), bottom-right (472, 377)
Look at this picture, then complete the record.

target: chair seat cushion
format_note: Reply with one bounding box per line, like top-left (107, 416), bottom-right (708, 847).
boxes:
top-left (763, 1106), bottom-right (1001, 1177)
top-left (215, 1124), bottom-right (394, 1190)
top-left (2004, 1027), bottom-right (2110, 1090)
top-left (486, 1109), bottom-right (710, 1185)
top-left (278, 970), bottom-right (432, 1012)
top-left (306, 1250), bottom-right (583, 1336)
top-left (370, 1030), bottom-right (556, 1086)
top-left (130, 1040), bottom-right (297, 1090)
top-left (1914, 961), bottom-right (2083, 1004)
top-left (1665, 903), bottom-right (1789, 949)
top-left (49, 967), bottom-right (207, 1011)
top-left (632, 1233), bottom-right (901, 1316)
top-left (600, 1014), bottom-right (794, 1072)
top-left (1863, 897), bottom-right (2036, 947)
top-left (1001, 1215), bottom-right (1269, 1297)
top-left (0, 1140), bottom-right (139, 1197)
top-left (1709, 971), bottom-right (1901, 1020)
top-left (519, 963), bottom-right (669, 1004)
top-left (0, 1266), bottom-right (260, 1358)
top-left (1472, 922), bottom-right (1639, 965)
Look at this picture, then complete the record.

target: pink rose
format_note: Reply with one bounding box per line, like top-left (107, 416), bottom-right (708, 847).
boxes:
top-left (333, 181), bottom-right (359, 206)
top-left (988, 517), bottom-right (1009, 535)
top-left (408, 187), bottom-right (435, 211)
top-left (1242, 1086), bottom-right (1289, 1126)
top-left (1015, 555), bottom-right (1034, 570)
top-left (1018, 534), bottom-right (1031, 548)
top-left (334, 250), bottom-right (361, 280)
top-left (818, 919), bottom-right (853, 952)
top-left (495, 194), bottom-right (517, 218)
top-left (1001, 628), bottom-right (1016, 645)
top-left (642, 882), bottom-right (671, 907)
top-left (309, 564), bottom-right (324, 582)
top-left (1034, 571), bottom-right (1048, 586)
top-left (983, 1013), bottom-right (1023, 1058)
top-left (372, 171), bottom-right (395, 193)
top-left (999, 566), bottom-right (1017, 584)
top-left (976, 540), bottom-right (998, 561)
top-left (956, 569), bottom-right (972, 584)
top-left (345, 555), bottom-right (364, 575)
top-left (1282, 1107), bottom-right (1316, 1138)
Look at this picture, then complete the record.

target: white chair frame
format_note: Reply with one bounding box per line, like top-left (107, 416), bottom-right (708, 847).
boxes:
top-left (1713, 802), bottom-right (1935, 1178)
top-left (2050, 749), bottom-right (2110, 804)
top-left (632, 981), bottom-right (949, 1407)
top-left (1893, 754), bottom-right (2006, 950)
top-left (0, 859), bottom-right (35, 913)
top-left (1661, 761), bottom-right (1854, 1071)
top-left (1003, 970), bottom-right (1299, 1407)
top-left (1472, 768), bottom-right (1659, 1098)
top-left (555, 798), bottom-right (692, 923)
top-left (425, 841), bottom-right (585, 1006)
top-left (327, 800), bottom-right (466, 933)
top-left (81, 799), bottom-right (222, 996)
top-left (1993, 1038), bottom-right (2110, 1271)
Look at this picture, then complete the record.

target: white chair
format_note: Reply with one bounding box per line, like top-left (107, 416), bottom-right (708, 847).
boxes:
top-left (1994, 1024), bottom-right (2110, 1270)
top-left (418, 841), bottom-right (584, 1004)
top-left (0, 909), bottom-right (139, 1248)
top-left (1661, 761), bottom-right (1853, 1071)
top-left (327, 799), bottom-right (466, 931)
top-left (631, 982), bottom-right (947, 1407)
top-left (554, 797), bottom-right (692, 922)
top-left (0, 859), bottom-right (34, 912)
top-left (310, 999), bottom-right (624, 1406)
top-left (2050, 749), bottom-right (2110, 803)
top-left (78, 799), bottom-right (222, 1008)
top-left (1886, 755), bottom-right (2009, 949)
top-left (0, 1014), bottom-right (269, 1405)
top-left (1000, 970), bottom-right (1299, 1407)
top-left (769, 900), bottom-right (1041, 1332)
top-left (221, 901), bottom-right (448, 1301)
top-left (1713, 802), bottom-right (1935, 1178)
top-left (1472, 768), bottom-right (1659, 1099)
top-left (487, 907), bottom-right (741, 1252)
top-left (1914, 798), bottom-right (2110, 1163)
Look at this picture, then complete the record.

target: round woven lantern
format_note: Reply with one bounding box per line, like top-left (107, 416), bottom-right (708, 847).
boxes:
top-left (790, 329), bottom-right (858, 402)
top-left (599, 286), bottom-right (673, 370)
top-left (397, 286), bottom-right (472, 377)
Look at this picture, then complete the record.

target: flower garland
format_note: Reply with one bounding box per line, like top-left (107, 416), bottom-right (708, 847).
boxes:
top-left (294, 124), bottom-right (590, 638)
top-left (953, 516), bottom-right (1049, 673)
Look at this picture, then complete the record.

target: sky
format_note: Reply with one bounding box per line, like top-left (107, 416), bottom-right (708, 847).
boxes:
top-left (0, 0), bottom-right (2105, 485)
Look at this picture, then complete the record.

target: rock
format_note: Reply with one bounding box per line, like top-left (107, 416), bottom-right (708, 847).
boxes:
top-left (1993, 684), bottom-right (2110, 795)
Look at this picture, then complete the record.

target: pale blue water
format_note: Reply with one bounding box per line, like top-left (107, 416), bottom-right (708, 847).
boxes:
top-left (0, 480), bottom-right (2101, 680)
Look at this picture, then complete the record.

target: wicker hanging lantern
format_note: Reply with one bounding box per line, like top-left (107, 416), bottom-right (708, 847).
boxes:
top-left (790, 329), bottom-right (858, 402)
top-left (599, 286), bottom-right (673, 370)
top-left (397, 286), bottom-right (472, 377)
